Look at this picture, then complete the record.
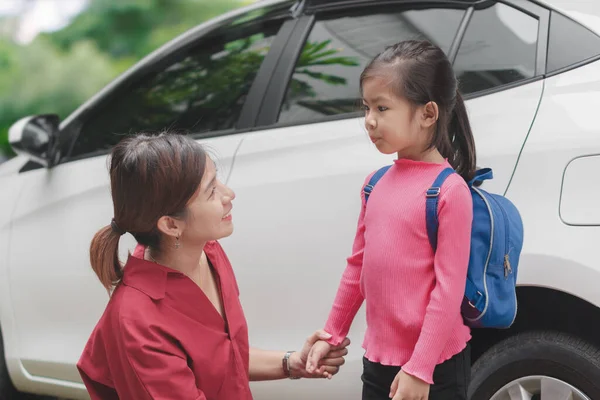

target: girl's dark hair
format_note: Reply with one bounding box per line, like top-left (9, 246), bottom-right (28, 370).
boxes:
top-left (89, 133), bottom-right (207, 292)
top-left (360, 40), bottom-right (476, 181)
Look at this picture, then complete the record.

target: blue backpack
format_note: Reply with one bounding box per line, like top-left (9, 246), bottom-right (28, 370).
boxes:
top-left (363, 166), bottom-right (524, 329)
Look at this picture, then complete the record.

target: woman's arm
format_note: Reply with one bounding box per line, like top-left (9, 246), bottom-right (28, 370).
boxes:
top-left (248, 348), bottom-right (288, 381)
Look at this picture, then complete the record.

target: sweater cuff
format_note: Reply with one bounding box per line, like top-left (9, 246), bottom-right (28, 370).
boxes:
top-left (401, 359), bottom-right (435, 385)
top-left (323, 324), bottom-right (347, 347)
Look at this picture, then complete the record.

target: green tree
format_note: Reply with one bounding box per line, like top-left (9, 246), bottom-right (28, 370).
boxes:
top-left (0, 37), bottom-right (116, 157)
top-left (46, 0), bottom-right (244, 60)
top-left (0, 0), bottom-right (359, 161)
top-left (0, 0), bottom-right (246, 160)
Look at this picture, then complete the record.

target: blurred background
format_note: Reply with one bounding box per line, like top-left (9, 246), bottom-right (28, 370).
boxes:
top-left (0, 0), bottom-right (253, 163)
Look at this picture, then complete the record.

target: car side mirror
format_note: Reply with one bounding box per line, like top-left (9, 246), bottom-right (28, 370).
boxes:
top-left (9, 114), bottom-right (60, 168)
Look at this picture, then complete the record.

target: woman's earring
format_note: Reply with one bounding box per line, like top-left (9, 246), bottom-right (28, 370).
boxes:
top-left (175, 236), bottom-right (180, 249)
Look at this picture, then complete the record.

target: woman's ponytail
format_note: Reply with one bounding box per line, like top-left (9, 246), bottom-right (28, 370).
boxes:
top-left (449, 89), bottom-right (477, 182)
top-left (89, 133), bottom-right (208, 294)
top-left (89, 225), bottom-right (123, 294)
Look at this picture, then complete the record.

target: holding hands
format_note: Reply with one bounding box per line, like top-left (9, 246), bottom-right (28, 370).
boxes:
top-left (292, 330), bottom-right (350, 379)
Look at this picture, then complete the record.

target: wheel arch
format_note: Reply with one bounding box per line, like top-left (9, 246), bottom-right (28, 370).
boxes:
top-left (470, 286), bottom-right (600, 364)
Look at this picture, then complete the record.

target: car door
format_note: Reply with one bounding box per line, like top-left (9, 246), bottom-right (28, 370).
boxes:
top-left (6, 4), bottom-right (290, 391)
top-left (223, 1), bottom-right (547, 399)
top-left (453, 0), bottom-right (549, 194)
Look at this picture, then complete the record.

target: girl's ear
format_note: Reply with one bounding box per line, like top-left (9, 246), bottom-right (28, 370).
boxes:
top-left (420, 101), bottom-right (439, 129)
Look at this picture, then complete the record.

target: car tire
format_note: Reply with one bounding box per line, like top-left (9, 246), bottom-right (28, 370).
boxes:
top-left (469, 331), bottom-right (600, 400)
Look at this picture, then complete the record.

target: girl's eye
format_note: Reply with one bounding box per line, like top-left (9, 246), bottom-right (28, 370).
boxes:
top-left (362, 104), bottom-right (369, 111)
top-left (378, 106), bottom-right (388, 112)
top-left (209, 186), bottom-right (217, 197)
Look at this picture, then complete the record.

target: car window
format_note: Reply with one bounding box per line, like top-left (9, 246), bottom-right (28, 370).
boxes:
top-left (454, 2), bottom-right (538, 95)
top-left (278, 7), bottom-right (465, 125)
top-left (69, 13), bottom-right (285, 159)
top-left (547, 11), bottom-right (600, 74)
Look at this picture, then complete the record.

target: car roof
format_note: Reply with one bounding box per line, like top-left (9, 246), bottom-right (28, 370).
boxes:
top-left (296, 0), bottom-right (600, 34)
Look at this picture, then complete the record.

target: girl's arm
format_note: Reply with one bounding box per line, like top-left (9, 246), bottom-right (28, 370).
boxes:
top-left (401, 181), bottom-right (473, 385)
top-left (322, 182), bottom-right (370, 346)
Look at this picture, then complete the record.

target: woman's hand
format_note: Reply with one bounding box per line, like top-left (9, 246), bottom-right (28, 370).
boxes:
top-left (390, 370), bottom-right (430, 400)
top-left (289, 330), bottom-right (350, 379)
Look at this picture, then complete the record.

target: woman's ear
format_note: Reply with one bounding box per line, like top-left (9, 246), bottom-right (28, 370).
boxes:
top-left (420, 101), bottom-right (439, 129)
top-left (156, 215), bottom-right (183, 239)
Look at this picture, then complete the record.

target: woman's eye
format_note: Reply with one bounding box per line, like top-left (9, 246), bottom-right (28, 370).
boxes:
top-left (378, 106), bottom-right (388, 112)
top-left (209, 186), bottom-right (217, 197)
top-left (362, 104), bottom-right (369, 111)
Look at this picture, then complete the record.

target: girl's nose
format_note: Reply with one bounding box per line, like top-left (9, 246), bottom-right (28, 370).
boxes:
top-left (365, 115), bottom-right (377, 130)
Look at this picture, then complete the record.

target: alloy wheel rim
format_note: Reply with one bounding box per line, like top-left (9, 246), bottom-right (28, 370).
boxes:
top-left (490, 375), bottom-right (590, 400)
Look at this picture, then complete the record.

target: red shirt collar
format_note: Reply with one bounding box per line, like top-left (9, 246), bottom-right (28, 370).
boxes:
top-left (121, 244), bottom-right (184, 300)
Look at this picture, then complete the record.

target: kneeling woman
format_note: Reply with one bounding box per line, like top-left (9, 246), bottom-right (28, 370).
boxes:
top-left (77, 133), bottom-right (349, 399)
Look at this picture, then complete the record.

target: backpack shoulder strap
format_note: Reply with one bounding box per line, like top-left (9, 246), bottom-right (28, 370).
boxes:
top-left (363, 165), bottom-right (392, 203)
top-left (426, 167), bottom-right (456, 251)
top-left (468, 167), bottom-right (493, 187)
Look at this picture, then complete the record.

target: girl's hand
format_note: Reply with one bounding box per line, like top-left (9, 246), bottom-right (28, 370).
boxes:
top-left (291, 330), bottom-right (351, 379)
top-left (305, 339), bottom-right (333, 375)
top-left (304, 334), bottom-right (350, 378)
top-left (390, 370), bottom-right (430, 400)
top-left (289, 341), bottom-right (349, 379)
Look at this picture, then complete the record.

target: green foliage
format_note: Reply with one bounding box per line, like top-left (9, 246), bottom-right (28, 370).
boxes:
top-left (0, 0), bottom-right (359, 161)
top-left (0, 0), bottom-right (245, 159)
top-left (45, 0), bottom-right (243, 59)
top-left (284, 39), bottom-right (359, 105)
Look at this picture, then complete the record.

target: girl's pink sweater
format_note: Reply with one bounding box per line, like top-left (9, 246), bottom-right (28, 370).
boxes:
top-left (324, 158), bottom-right (473, 384)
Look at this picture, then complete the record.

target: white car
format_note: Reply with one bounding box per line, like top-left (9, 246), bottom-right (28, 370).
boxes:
top-left (2, 0), bottom-right (600, 398)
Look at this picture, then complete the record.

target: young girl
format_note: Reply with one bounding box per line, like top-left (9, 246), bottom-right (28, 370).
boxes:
top-left (306, 40), bottom-right (477, 400)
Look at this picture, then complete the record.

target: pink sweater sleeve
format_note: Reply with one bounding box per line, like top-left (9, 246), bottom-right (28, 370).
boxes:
top-left (401, 182), bottom-right (473, 384)
top-left (323, 181), bottom-right (369, 346)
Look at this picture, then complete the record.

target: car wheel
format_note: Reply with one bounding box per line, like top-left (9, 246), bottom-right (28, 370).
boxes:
top-left (469, 331), bottom-right (600, 400)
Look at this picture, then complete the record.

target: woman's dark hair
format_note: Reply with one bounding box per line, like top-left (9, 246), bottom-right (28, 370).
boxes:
top-left (89, 133), bottom-right (207, 292)
top-left (360, 40), bottom-right (476, 181)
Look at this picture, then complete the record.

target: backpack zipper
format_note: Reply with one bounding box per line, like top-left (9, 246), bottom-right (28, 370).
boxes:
top-left (468, 187), bottom-right (494, 322)
top-left (504, 254), bottom-right (512, 278)
top-left (487, 193), bottom-right (518, 326)
top-left (488, 195), bottom-right (511, 279)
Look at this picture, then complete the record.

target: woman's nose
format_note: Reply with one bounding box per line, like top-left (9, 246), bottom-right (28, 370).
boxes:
top-left (223, 185), bottom-right (235, 202)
